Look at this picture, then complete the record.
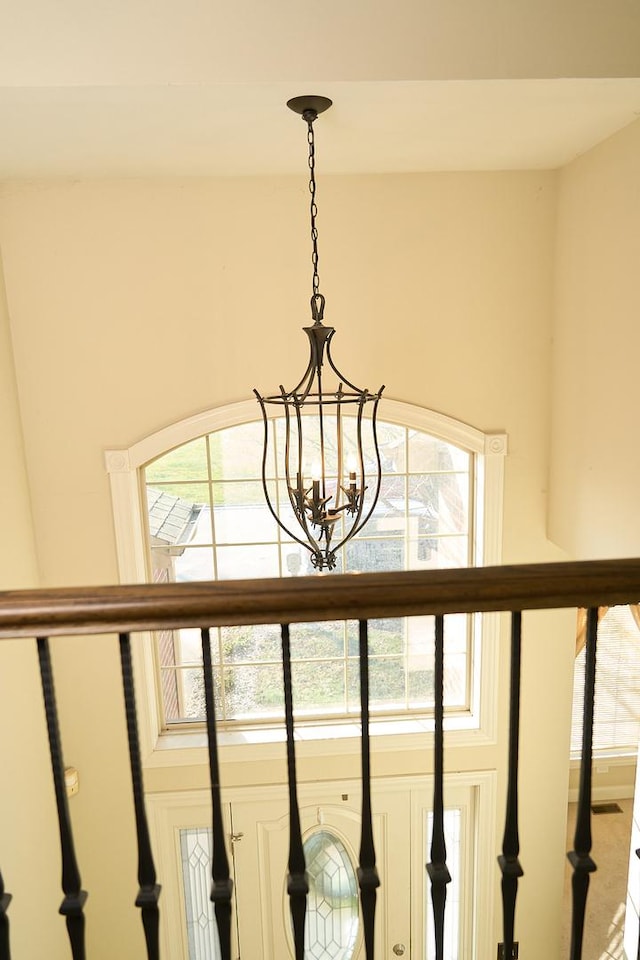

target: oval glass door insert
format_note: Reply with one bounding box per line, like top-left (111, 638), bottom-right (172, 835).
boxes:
top-left (300, 828), bottom-right (360, 960)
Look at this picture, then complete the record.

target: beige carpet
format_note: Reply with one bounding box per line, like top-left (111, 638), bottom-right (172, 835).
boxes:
top-left (561, 799), bottom-right (633, 960)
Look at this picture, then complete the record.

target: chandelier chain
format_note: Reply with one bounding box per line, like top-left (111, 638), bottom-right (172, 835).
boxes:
top-left (306, 115), bottom-right (321, 304)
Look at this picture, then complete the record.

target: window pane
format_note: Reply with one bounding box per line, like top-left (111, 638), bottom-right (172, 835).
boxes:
top-left (346, 537), bottom-right (404, 573)
top-left (213, 483), bottom-right (279, 543)
top-left (147, 484), bottom-right (210, 550)
top-left (408, 433), bottom-right (469, 474)
top-left (216, 544), bottom-right (280, 579)
top-left (290, 621), bottom-right (345, 660)
top-left (220, 624), bottom-right (282, 664)
top-left (406, 615), bottom-right (469, 707)
top-left (189, 505), bottom-right (214, 545)
top-left (348, 656), bottom-right (407, 711)
top-left (277, 415), bottom-right (340, 477)
top-left (174, 627), bottom-right (204, 666)
top-left (408, 536), bottom-right (468, 569)
top-left (160, 659), bottom-right (181, 723)
top-left (210, 421), bottom-right (265, 481)
top-left (281, 545), bottom-right (308, 577)
top-left (224, 664), bottom-right (284, 719)
top-left (408, 667), bottom-right (434, 706)
top-left (342, 415), bottom-right (391, 476)
top-left (293, 660), bottom-right (346, 715)
top-left (147, 438), bottom-right (209, 481)
top-left (369, 476), bottom-right (407, 535)
top-left (174, 547), bottom-right (215, 582)
top-left (162, 667), bottom-right (209, 721)
top-left (346, 618), bottom-right (404, 657)
top-left (408, 474), bottom-right (469, 536)
top-left (426, 810), bottom-right (462, 960)
top-left (280, 544), bottom-right (344, 577)
top-left (377, 422), bottom-right (406, 473)
top-left (180, 828), bottom-right (221, 960)
top-left (276, 480), bottom-right (306, 535)
top-left (346, 616), bottom-right (470, 712)
top-left (302, 830), bottom-right (359, 960)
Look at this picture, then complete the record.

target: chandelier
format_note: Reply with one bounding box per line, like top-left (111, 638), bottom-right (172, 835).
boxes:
top-left (254, 95), bottom-right (385, 572)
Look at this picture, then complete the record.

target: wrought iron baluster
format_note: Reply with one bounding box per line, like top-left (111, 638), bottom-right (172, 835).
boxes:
top-left (281, 624), bottom-right (308, 960)
top-left (37, 637), bottom-right (87, 960)
top-left (426, 615), bottom-right (451, 960)
top-left (201, 628), bottom-right (233, 960)
top-left (568, 606), bottom-right (598, 960)
top-left (0, 867), bottom-right (11, 960)
top-left (498, 611), bottom-right (524, 957)
top-left (119, 633), bottom-right (161, 960)
top-left (357, 619), bottom-right (380, 960)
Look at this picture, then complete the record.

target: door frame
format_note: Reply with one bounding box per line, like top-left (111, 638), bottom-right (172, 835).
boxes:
top-left (147, 771), bottom-right (496, 960)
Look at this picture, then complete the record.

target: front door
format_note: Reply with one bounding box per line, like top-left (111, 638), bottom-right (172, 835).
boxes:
top-left (154, 777), bottom-right (478, 960)
top-left (231, 782), bottom-right (412, 960)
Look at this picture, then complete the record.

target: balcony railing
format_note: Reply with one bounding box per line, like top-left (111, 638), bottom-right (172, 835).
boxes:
top-left (1, 557), bottom-right (639, 960)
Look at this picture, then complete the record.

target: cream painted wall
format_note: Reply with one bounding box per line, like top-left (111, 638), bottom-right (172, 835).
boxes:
top-left (0, 171), bottom-right (576, 959)
top-left (550, 115), bottom-right (640, 960)
top-left (550, 117), bottom-right (640, 558)
top-left (0, 248), bottom-right (38, 589)
top-left (0, 253), bottom-right (68, 958)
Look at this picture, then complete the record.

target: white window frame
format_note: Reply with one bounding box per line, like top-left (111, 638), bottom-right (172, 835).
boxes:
top-left (105, 398), bottom-right (507, 769)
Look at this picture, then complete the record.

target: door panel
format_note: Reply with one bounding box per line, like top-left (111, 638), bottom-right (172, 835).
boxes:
top-left (231, 785), bottom-right (411, 960)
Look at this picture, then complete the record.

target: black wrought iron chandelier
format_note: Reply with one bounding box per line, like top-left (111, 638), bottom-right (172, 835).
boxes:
top-left (254, 95), bottom-right (385, 572)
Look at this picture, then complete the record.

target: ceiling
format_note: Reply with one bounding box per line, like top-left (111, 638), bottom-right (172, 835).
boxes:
top-left (1, 79), bottom-right (640, 178)
top-left (1, 2), bottom-right (640, 178)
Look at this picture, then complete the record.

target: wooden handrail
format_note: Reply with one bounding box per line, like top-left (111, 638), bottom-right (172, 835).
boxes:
top-left (1, 558), bottom-right (639, 639)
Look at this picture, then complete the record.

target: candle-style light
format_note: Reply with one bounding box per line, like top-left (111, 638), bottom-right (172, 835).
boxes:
top-left (254, 96), bottom-right (385, 571)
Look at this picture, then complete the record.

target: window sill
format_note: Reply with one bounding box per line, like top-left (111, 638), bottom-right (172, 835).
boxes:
top-left (569, 750), bottom-right (639, 767)
top-left (144, 710), bottom-right (494, 769)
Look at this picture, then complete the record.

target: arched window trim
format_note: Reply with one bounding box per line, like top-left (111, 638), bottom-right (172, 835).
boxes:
top-left (105, 397), bottom-right (507, 769)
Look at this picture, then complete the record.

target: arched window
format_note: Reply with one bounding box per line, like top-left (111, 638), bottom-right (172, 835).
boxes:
top-left (106, 399), bottom-right (506, 754)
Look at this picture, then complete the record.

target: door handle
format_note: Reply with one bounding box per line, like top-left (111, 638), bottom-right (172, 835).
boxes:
top-left (392, 944), bottom-right (406, 956)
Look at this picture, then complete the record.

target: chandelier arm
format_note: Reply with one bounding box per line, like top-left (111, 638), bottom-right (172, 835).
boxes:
top-left (337, 397), bottom-right (369, 538)
top-left (288, 346), bottom-right (317, 402)
top-left (325, 338), bottom-right (377, 397)
top-left (316, 365), bottom-right (327, 508)
top-left (345, 391), bottom-right (385, 540)
top-left (330, 391), bottom-right (385, 556)
top-left (289, 399), bottom-right (324, 559)
top-left (282, 392), bottom-right (296, 515)
top-left (335, 394), bottom-right (344, 513)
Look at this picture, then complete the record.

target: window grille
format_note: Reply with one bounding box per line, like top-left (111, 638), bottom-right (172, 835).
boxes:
top-left (142, 417), bottom-right (478, 728)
